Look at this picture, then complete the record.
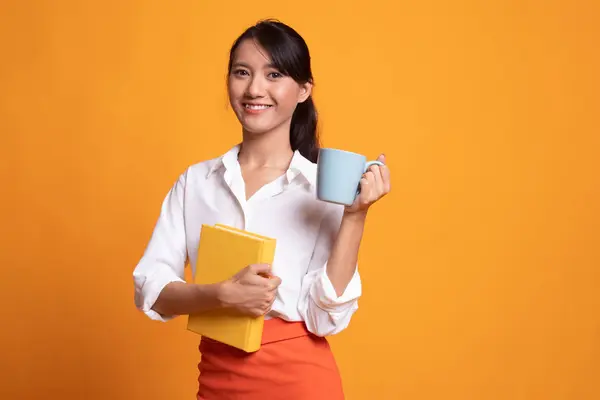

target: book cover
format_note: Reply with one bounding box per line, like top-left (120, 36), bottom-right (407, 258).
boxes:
top-left (186, 224), bottom-right (276, 352)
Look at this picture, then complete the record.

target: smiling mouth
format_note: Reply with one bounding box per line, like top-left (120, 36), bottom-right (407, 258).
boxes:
top-left (243, 104), bottom-right (273, 110)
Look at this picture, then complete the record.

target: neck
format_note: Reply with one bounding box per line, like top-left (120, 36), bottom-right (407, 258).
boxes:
top-left (239, 123), bottom-right (293, 169)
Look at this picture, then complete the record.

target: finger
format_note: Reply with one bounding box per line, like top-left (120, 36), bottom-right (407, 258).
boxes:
top-left (365, 171), bottom-right (378, 202)
top-left (263, 276), bottom-right (281, 291)
top-left (358, 176), bottom-right (372, 205)
top-left (250, 263), bottom-right (272, 276)
top-left (262, 296), bottom-right (274, 314)
top-left (269, 276), bottom-right (282, 289)
top-left (243, 273), bottom-right (272, 287)
top-left (381, 164), bottom-right (391, 193)
top-left (263, 292), bottom-right (273, 304)
top-left (369, 165), bottom-right (384, 195)
top-left (250, 308), bottom-right (262, 317)
top-left (263, 304), bottom-right (273, 315)
top-left (377, 153), bottom-right (390, 193)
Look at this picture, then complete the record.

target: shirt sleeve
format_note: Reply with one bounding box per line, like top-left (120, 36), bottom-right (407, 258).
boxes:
top-left (133, 171), bottom-right (188, 322)
top-left (298, 205), bottom-right (362, 337)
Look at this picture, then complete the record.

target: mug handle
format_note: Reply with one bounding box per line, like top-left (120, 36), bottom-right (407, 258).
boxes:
top-left (364, 160), bottom-right (385, 172)
top-left (356, 160), bottom-right (385, 195)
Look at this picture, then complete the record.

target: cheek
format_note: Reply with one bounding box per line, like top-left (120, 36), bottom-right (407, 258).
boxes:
top-left (227, 79), bottom-right (245, 102)
top-left (271, 84), bottom-right (301, 110)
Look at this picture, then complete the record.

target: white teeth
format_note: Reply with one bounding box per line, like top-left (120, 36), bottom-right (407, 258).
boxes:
top-left (244, 104), bottom-right (271, 110)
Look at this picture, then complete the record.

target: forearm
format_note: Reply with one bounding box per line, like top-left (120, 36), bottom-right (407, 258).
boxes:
top-left (325, 211), bottom-right (367, 297)
top-left (152, 281), bottom-right (224, 317)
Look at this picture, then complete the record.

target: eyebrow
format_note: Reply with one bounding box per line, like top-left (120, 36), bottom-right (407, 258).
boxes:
top-left (231, 61), bottom-right (279, 70)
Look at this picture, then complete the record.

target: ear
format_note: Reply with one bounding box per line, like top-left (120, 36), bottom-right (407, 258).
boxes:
top-left (297, 82), bottom-right (312, 104)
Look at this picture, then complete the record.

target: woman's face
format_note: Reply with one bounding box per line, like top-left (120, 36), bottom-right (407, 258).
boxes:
top-left (227, 39), bottom-right (311, 135)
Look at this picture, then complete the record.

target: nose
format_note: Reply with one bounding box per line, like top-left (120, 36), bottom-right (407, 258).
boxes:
top-left (245, 75), bottom-right (266, 98)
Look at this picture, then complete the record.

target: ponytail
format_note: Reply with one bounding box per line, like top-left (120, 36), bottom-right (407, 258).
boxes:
top-left (290, 96), bottom-right (320, 163)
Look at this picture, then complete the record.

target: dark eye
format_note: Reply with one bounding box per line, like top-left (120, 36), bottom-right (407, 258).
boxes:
top-left (232, 69), bottom-right (249, 76)
top-left (268, 71), bottom-right (283, 79)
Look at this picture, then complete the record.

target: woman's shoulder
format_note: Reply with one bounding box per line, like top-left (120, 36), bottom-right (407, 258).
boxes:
top-left (186, 156), bottom-right (223, 178)
top-left (177, 146), bottom-right (239, 184)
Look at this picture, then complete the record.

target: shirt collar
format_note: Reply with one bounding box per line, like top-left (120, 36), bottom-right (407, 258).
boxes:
top-left (205, 144), bottom-right (241, 178)
top-left (286, 149), bottom-right (316, 187)
top-left (205, 144), bottom-right (316, 187)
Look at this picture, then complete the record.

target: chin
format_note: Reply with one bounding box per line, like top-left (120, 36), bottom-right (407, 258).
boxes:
top-left (241, 123), bottom-right (275, 136)
top-left (238, 116), bottom-right (278, 135)
top-left (234, 107), bottom-right (288, 136)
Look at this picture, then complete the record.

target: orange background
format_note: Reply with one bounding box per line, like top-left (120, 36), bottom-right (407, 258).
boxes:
top-left (1, 1), bottom-right (599, 399)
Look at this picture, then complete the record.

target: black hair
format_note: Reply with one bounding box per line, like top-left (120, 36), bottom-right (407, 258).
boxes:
top-left (227, 19), bottom-right (320, 163)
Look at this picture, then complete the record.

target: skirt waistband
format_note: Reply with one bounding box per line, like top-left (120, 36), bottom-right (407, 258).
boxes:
top-left (260, 318), bottom-right (310, 345)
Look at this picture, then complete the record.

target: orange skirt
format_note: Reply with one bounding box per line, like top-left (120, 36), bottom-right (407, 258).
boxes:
top-left (196, 318), bottom-right (345, 400)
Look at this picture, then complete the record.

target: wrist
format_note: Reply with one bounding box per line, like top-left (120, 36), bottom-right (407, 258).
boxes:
top-left (192, 282), bottom-right (228, 309)
top-left (214, 281), bottom-right (232, 309)
top-left (343, 209), bottom-right (368, 224)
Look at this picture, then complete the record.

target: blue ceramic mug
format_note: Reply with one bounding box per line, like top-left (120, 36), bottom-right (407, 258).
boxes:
top-left (316, 148), bottom-right (385, 206)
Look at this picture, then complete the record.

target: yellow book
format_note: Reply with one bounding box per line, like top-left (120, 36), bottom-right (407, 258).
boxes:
top-left (186, 223), bottom-right (276, 353)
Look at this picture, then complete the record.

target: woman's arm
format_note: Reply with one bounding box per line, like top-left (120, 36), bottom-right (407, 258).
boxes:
top-left (134, 173), bottom-right (189, 321)
top-left (152, 282), bottom-right (223, 317)
top-left (325, 155), bottom-right (391, 296)
top-left (297, 155), bottom-right (391, 336)
top-left (152, 264), bottom-right (281, 317)
top-left (324, 211), bottom-right (367, 297)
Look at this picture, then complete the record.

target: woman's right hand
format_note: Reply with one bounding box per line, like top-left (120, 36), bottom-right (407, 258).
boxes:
top-left (218, 264), bottom-right (282, 317)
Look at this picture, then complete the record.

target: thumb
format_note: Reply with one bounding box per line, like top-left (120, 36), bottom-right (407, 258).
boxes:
top-left (377, 153), bottom-right (386, 164)
top-left (251, 263), bottom-right (272, 276)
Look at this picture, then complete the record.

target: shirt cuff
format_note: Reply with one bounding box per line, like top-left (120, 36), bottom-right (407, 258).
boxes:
top-left (134, 268), bottom-right (186, 322)
top-left (310, 262), bottom-right (362, 314)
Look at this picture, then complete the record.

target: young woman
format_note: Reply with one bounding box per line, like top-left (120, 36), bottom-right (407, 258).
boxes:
top-left (133, 19), bottom-right (391, 399)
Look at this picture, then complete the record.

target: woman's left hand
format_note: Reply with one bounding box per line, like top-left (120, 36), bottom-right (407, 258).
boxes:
top-left (345, 154), bottom-right (391, 214)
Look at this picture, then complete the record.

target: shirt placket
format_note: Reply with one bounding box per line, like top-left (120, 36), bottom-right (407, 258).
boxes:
top-left (225, 165), bottom-right (296, 231)
top-left (223, 166), bottom-right (249, 230)
top-left (248, 173), bottom-right (294, 231)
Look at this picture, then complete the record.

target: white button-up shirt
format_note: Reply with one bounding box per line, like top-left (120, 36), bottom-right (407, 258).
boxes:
top-left (133, 144), bottom-right (362, 336)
